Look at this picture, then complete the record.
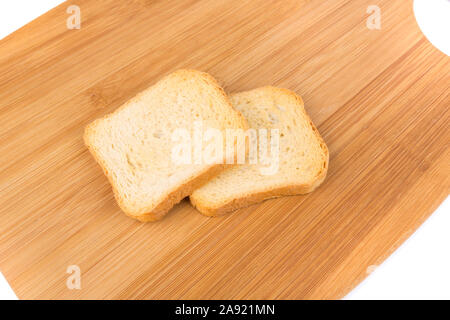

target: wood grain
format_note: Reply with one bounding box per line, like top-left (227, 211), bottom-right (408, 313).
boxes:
top-left (0, 0), bottom-right (448, 299)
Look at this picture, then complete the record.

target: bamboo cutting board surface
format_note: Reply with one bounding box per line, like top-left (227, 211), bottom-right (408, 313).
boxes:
top-left (0, 0), bottom-right (448, 299)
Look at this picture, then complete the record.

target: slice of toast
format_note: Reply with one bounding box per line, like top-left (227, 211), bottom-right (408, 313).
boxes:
top-left (84, 69), bottom-right (248, 221)
top-left (190, 86), bottom-right (328, 216)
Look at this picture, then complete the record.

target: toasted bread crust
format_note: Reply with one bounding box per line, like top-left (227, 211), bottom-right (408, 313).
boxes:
top-left (190, 174), bottom-right (326, 216)
top-left (126, 164), bottom-right (225, 221)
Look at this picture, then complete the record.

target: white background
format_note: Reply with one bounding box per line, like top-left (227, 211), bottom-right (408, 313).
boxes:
top-left (0, 0), bottom-right (448, 300)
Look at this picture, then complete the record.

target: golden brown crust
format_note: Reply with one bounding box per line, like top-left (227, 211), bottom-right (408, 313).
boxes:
top-left (190, 176), bottom-right (326, 216)
top-left (126, 164), bottom-right (225, 222)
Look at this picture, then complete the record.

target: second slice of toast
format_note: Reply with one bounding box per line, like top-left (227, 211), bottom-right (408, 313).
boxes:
top-left (190, 86), bottom-right (329, 216)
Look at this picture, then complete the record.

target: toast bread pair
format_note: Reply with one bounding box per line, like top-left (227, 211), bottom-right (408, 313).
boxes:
top-left (85, 71), bottom-right (328, 221)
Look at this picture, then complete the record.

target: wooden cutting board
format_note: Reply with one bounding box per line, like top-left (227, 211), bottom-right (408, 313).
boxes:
top-left (0, 0), bottom-right (448, 300)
